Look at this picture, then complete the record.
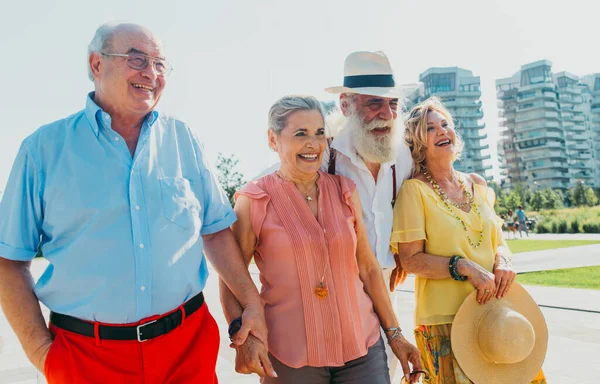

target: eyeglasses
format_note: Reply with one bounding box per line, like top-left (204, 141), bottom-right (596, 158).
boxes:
top-left (101, 52), bottom-right (173, 76)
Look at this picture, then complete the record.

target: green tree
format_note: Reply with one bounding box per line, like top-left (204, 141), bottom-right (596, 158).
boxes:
top-left (543, 189), bottom-right (563, 209)
top-left (512, 183), bottom-right (531, 209)
top-left (215, 153), bottom-right (245, 206)
top-left (529, 190), bottom-right (547, 211)
top-left (584, 187), bottom-right (599, 206)
top-left (569, 182), bottom-right (597, 207)
top-left (488, 181), bottom-right (503, 212)
top-left (502, 191), bottom-right (522, 211)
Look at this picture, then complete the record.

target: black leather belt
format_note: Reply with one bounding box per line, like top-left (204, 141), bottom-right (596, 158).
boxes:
top-left (50, 291), bottom-right (205, 342)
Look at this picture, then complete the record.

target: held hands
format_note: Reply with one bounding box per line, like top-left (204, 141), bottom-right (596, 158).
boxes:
top-left (232, 303), bottom-right (268, 348)
top-left (389, 335), bottom-right (423, 383)
top-left (234, 334), bottom-right (277, 378)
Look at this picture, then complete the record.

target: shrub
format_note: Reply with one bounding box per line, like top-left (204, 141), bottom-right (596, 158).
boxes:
top-left (582, 222), bottom-right (600, 233)
top-left (557, 220), bottom-right (568, 233)
top-left (534, 222), bottom-right (551, 234)
top-left (570, 219), bottom-right (581, 234)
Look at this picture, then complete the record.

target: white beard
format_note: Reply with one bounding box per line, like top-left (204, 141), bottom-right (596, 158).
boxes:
top-left (345, 110), bottom-right (398, 164)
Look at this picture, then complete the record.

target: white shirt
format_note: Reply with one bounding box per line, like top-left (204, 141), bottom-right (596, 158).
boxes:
top-left (321, 128), bottom-right (414, 268)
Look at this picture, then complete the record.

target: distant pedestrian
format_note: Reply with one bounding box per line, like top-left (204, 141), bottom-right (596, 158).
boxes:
top-left (516, 205), bottom-right (529, 238)
top-left (505, 209), bottom-right (517, 239)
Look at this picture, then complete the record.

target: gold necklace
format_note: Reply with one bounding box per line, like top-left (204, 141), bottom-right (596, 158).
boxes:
top-left (275, 172), bottom-right (330, 299)
top-left (276, 171), bottom-right (318, 201)
top-left (423, 168), bottom-right (484, 249)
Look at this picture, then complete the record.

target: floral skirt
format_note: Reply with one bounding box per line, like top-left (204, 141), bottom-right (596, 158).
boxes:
top-left (414, 324), bottom-right (547, 384)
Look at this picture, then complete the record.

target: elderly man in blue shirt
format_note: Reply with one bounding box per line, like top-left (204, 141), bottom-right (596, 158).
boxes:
top-left (0, 22), bottom-right (274, 383)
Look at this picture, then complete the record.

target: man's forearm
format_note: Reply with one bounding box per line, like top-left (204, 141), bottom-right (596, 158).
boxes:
top-left (219, 278), bottom-right (244, 323)
top-left (203, 228), bottom-right (261, 309)
top-left (0, 258), bottom-right (52, 369)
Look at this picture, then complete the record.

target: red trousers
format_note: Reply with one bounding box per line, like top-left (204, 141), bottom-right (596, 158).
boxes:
top-left (44, 303), bottom-right (220, 384)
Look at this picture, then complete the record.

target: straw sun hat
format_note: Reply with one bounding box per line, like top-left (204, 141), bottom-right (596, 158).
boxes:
top-left (324, 51), bottom-right (419, 98)
top-left (451, 282), bottom-right (548, 384)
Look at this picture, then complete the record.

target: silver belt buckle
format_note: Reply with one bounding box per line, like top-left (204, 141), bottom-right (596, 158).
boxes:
top-left (136, 319), bottom-right (157, 342)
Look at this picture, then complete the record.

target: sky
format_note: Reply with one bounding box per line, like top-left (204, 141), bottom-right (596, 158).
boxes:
top-left (1, 0), bottom-right (599, 191)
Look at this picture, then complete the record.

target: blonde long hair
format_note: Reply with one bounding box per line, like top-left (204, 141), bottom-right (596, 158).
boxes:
top-left (404, 97), bottom-right (464, 176)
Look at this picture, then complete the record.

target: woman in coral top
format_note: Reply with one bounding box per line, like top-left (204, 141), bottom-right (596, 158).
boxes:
top-left (391, 97), bottom-right (547, 383)
top-left (221, 95), bottom-right (422, 384)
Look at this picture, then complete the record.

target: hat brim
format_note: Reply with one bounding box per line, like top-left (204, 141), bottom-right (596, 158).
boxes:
top-left (324, 83), bottom-right (420, 99)
top-left (451, 283), bottom-right (548, 384)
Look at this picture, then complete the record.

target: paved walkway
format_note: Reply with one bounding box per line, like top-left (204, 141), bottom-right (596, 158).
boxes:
top-left (1, 251), bottom-right (599, 383)
top-left (513, 243), bottom-right (600, 273)
top-left (505, 232), bottom-right (600, 241)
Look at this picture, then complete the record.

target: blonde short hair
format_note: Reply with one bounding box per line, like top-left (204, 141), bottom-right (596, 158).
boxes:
top-left (404, 96), bottom-right (464, 176)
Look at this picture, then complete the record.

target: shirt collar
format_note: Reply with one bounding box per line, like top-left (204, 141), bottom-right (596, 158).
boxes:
top-left (331, 124), bottom-right (396, 171)
top-left (84, 92), bottom-right (160, 137)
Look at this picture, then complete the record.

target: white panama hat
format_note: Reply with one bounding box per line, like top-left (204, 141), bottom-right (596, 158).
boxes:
top-left (325, 51), bottom-right (419, 98)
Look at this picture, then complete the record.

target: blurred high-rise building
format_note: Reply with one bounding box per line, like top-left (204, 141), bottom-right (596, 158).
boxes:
top-left (407, 67), bottom-right (492, 177)
top-left (496, 60), bottom-right (598, 190)
top-left (582, 73), bottom-right (600, 186)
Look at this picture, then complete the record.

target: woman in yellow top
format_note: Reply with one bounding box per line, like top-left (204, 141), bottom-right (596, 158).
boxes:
top-left (391, 97), bottom-right (547, 383)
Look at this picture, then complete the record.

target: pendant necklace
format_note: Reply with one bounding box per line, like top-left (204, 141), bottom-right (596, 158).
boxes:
top-left (276, 172), bottom-right (330, 299)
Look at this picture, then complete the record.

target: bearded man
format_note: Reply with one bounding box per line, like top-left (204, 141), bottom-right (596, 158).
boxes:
top-left (322, 51), bottom-right (416, 381)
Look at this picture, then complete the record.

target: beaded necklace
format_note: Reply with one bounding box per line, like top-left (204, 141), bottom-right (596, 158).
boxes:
top-left (423, 168), bottom-right (484, 249)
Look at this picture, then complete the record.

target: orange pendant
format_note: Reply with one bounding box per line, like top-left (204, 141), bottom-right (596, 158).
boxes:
top-left (315, 282), bottom-right (328, 299)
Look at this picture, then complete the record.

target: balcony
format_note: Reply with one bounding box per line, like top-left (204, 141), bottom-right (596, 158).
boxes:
top-left (567, 124), bottom-right (586, 132)
top-left (469, 143), bottom-right (490, 151)
top-left (454, 110), bottom-right (484, 119)
top-left (471, 153), bottom-right (491, 161)
top-left (515, 111), bottom-right (560, 123)
top-left (549, 181), bottom-right (569, 189)
top-left (566, 133), bottom-right (587, 141)
top-left (444, 100), bottom-right (482, 108)
top-left (527, 162), bottom-right (569, 171)
top-left (460, 121), bottom-right (485, 129)
top-left (517, 101), bottom-right (559, 112)
top-left (497, 89), bottom-right (517, 100)
top-left (571, 143), bottom-right (591, 151)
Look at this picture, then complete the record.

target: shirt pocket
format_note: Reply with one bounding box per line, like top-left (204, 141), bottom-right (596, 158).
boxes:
top-left (159, 177), bottom-right (201, 228)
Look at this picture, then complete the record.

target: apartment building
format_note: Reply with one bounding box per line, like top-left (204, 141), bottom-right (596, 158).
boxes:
top-left (582, 74), bottom-right (600, 186)
top-left (496, 60), bottom-right (597, 190)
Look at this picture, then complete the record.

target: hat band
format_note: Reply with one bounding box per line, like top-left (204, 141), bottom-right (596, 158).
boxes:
top-left (343, 74), bottom-right (395, 89)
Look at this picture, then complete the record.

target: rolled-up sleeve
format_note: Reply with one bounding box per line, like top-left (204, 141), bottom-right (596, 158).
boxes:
top-left (191, 137), bottom-right (237, 235)
top-left (390, 181), bottom-right (426, 253)
top-left (0, 142), bottom-right (43, 261)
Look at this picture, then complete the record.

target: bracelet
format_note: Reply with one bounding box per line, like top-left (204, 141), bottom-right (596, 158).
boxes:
top-left (228, 316), bottom-right (242, 342)
top-left (449, 255), bottom-right (468, 281)
top-left (496, 253), bottom-right (513, 268)
top-left (384, 327), bottom-right (403, 344)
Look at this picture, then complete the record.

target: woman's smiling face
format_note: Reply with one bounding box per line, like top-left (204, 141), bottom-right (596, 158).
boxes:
top-left (269, 109), bottom-right (326, 178)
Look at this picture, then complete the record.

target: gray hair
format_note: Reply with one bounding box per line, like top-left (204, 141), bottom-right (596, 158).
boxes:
top-left (268, 95), bottom-right (325, 134)
top-left (87, 23), bottom-right (118, 81)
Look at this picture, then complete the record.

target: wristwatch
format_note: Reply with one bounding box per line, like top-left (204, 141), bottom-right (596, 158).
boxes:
top-left (228, 317), bottom-right (242, 342)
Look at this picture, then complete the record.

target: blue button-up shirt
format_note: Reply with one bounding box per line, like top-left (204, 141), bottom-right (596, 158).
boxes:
top-left (0, 93), bottom-right (236, 323)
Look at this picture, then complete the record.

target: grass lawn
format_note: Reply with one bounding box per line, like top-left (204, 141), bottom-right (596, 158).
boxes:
top-left (506, 239), bottom-right (600, 254)
top-left (516, 266), bottom-right (600, 290)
